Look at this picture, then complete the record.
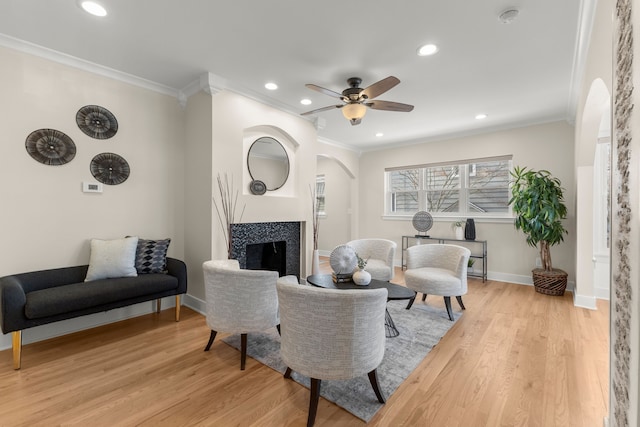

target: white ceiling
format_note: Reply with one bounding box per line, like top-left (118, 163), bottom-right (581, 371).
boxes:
top-left (0, 0), bottom-right (590, 151)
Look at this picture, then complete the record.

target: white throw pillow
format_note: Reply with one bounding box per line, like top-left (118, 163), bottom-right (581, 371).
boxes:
top-left (85, 236), bottom-right (139, 281)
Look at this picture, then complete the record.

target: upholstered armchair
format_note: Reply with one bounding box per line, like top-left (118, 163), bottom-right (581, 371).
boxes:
top-left (202, 259), bottom-right (280, 370)
top-left (276, 276), bottom-right (388, 427)
top-left (404, 244), bottom-right (471, 321)
top-left (346, 238), bottom-right (397, 281)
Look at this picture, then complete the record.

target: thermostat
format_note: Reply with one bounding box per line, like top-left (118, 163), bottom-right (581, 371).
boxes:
top-left (82, 182), bottom-right (103, 193)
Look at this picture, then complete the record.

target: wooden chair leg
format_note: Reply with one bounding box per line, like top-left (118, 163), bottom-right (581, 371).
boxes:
top-left (308, 378), bottom-right (321, 427)
top-left (422, 293), bottom-right (428, 302)
top-left (456, 295), bottom-right (466, 310)
top-left (175, 295), bottom-right (181, 321)
top-left (12, 331), bottom-right (21, 370)
top-left (204, 330), bottom-right (217, 351)
top-left (444, 296), bottom-right (454, 321)
top-left (368, 369), bottom-right (386, 403)
top-left (240, 333), bottom-right (247, 370)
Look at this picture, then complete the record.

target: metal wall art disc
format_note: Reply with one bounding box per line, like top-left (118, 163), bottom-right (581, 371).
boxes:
top-left (25, 128), bottom-right (76, 166)
top-left (76, 105), bottom-right (118, 139)
top-left (249, 180), bottom-right (267, 195)
top-left (412, 210), bottom-right (433, 233)
top-left (90, 152), bottom-right (130, 185)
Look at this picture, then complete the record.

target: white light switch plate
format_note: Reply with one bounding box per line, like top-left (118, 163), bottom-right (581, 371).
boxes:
top-left (82, 182), bottom-right (103, 193)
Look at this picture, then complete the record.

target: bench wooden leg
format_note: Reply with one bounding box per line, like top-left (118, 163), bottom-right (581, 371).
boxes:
top-left (175, 295), bottom-right (181, 322)
top-left (12, 331), bottom-right (21, 370)
top-left (156, 299), bottom-right (161, 314)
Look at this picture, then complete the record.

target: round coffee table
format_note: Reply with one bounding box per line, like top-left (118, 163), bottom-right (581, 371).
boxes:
top-left (306, 274), bottom-right (416, 337)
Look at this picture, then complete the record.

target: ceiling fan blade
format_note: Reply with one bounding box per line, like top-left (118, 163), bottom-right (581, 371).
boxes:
top-left (305, 84), bottom-right (344, 99)
top-left (300, 104), bottom-right (343, 116)
top-left (360, 76), bottom-right (400, 100)
top-left (365, 100), bottom-right (414, 112)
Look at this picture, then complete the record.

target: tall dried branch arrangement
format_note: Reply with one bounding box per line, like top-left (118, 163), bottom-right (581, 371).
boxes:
top-left (310, 184), bottom-right (320, 250)
top-left (213, 173), bottom-right (245, 259)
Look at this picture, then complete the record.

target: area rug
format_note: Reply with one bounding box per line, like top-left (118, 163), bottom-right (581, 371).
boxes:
top-left (222, 299), bottom-right (460, 422)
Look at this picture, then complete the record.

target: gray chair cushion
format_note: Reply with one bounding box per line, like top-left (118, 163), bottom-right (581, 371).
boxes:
top-left (25, 274), bottom-right (178, 319)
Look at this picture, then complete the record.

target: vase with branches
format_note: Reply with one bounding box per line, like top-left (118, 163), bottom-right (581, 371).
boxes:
top-left (212, 173), bottom-right (245, 259)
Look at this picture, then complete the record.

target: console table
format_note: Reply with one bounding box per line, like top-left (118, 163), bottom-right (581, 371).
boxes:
top-left (401, 236), bottom-right (487, 282)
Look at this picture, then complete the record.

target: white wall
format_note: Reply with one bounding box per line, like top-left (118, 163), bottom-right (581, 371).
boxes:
top-left (316, 156), bottom-right (352, 252)
top-left (0, 46), bottom-right (185, 348)
top-left (357, 121), bottom-right (576, 282)
top-left (183, 91), bottom-right (212, 302)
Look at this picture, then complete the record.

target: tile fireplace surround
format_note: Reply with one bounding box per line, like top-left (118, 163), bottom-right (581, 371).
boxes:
top-left (230, 221), bottom-right (301, 279)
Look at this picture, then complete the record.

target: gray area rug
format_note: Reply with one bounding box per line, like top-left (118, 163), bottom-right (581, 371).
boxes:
top-left (222, 299), bottom-right (460, 422)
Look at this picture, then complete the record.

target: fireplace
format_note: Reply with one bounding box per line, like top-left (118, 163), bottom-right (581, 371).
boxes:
top-left (230, 221), bottom-right (301, 279)
top-left (246, 240), bottom-right (287, 276)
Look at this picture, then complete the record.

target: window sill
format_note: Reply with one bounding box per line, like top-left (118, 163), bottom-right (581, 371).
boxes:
top-left (381, 215), bottom-right (515, 224)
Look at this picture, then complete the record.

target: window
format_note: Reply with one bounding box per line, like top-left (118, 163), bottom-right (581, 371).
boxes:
top-left (315, 175), bottom-right (326, 216)
top-left (385, 156), bottom-right (512, 217)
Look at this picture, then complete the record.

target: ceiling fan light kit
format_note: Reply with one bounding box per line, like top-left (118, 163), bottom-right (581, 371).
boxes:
top-left (342, 103), bottom-right (367, 125)
top-left (301, 76), bottom-right (414, 125)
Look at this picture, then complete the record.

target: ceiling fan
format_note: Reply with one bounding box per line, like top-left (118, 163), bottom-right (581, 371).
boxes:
top-left (300, 76), bottom-right (414, 125)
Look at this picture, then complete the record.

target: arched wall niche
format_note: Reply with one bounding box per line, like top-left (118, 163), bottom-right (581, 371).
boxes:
top-left (242, 125), bottom-right (299, 197)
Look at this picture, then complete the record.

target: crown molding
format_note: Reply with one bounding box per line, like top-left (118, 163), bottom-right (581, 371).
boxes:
top-left (0, 33), bottom-right (179, 98)
top-left (566, 0), bottom-right (599, 122)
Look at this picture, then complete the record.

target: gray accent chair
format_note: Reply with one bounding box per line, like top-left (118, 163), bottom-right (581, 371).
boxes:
top-left (276, 276), bottom-right (388, 427)
top-left (404, 244), bottom-right (471, 321)
top-left (202, 259), bottom-right (280, 370)
top-left (346, 238), bottom-right (397, 281)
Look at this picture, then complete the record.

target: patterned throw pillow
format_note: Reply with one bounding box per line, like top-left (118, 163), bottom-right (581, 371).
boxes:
top-left (135, 238), bottom-right (171, 274)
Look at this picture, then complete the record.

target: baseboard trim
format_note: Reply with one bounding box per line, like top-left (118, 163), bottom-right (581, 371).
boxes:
top-left (183, 294), bottom-right (206, 316)
top-left (595, 286), bottom-right (610, 300)
top-left (573, 293), bottom-right (598, 310)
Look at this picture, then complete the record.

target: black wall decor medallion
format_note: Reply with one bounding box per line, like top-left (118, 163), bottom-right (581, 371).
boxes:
top-left (76, 105), bottom-right (118, 139)
top-left (249, 180), bottom-right (267, 195)
top-left (90, 152), bottom-right (130, 185)
top-left (25, 128), bottom-right (76, 166)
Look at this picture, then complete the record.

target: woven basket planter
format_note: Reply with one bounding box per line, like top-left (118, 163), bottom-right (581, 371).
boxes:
top-left (532, 268), bottom-right (568, 296)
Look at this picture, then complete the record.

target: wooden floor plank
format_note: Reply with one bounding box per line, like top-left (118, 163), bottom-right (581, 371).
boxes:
top-left (0, 263), bottom-right (609, 426)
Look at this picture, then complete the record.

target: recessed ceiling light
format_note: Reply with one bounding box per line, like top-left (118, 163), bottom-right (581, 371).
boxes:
top-left (475, 113), bottom-right (488, 120)
top-left (300, 99), bottom-right (312, 105)
top-left (265, 82), bottom-right (278, 90)
top-left (376, 132), bottom-right (384, 137)
top-left (417, 44), bottom-right (439, 56)
top-left (80, 1), bottom-right (107, 17)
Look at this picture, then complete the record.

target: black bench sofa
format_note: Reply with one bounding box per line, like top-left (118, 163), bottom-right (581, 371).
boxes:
top-left (0, 257), bottom-right (187, 369)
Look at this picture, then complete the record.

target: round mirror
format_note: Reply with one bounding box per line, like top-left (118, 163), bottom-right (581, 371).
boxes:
top-left (247, 137), bottom-right (290, 191)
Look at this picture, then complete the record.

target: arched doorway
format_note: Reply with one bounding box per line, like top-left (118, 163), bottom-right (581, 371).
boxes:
top-left (574, 78), bottom-right (611, 309)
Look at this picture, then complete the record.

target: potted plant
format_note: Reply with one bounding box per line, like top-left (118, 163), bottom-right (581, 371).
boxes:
top-left (467, 258), bottom-right (475, 273)
top-left (509, 166), bottom-right (568, 295)
top-left (451, 220), bottom-right (465, 240)
top-left (352, 254), bottom-right (371, 286)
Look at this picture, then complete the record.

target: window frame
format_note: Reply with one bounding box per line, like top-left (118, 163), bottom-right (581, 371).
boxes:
top-left (384, 156), bottom-right (514, 219)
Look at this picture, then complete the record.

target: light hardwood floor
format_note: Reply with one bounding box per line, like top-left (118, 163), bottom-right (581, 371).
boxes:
top-left (0, 261), bottom-right (609, 426)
